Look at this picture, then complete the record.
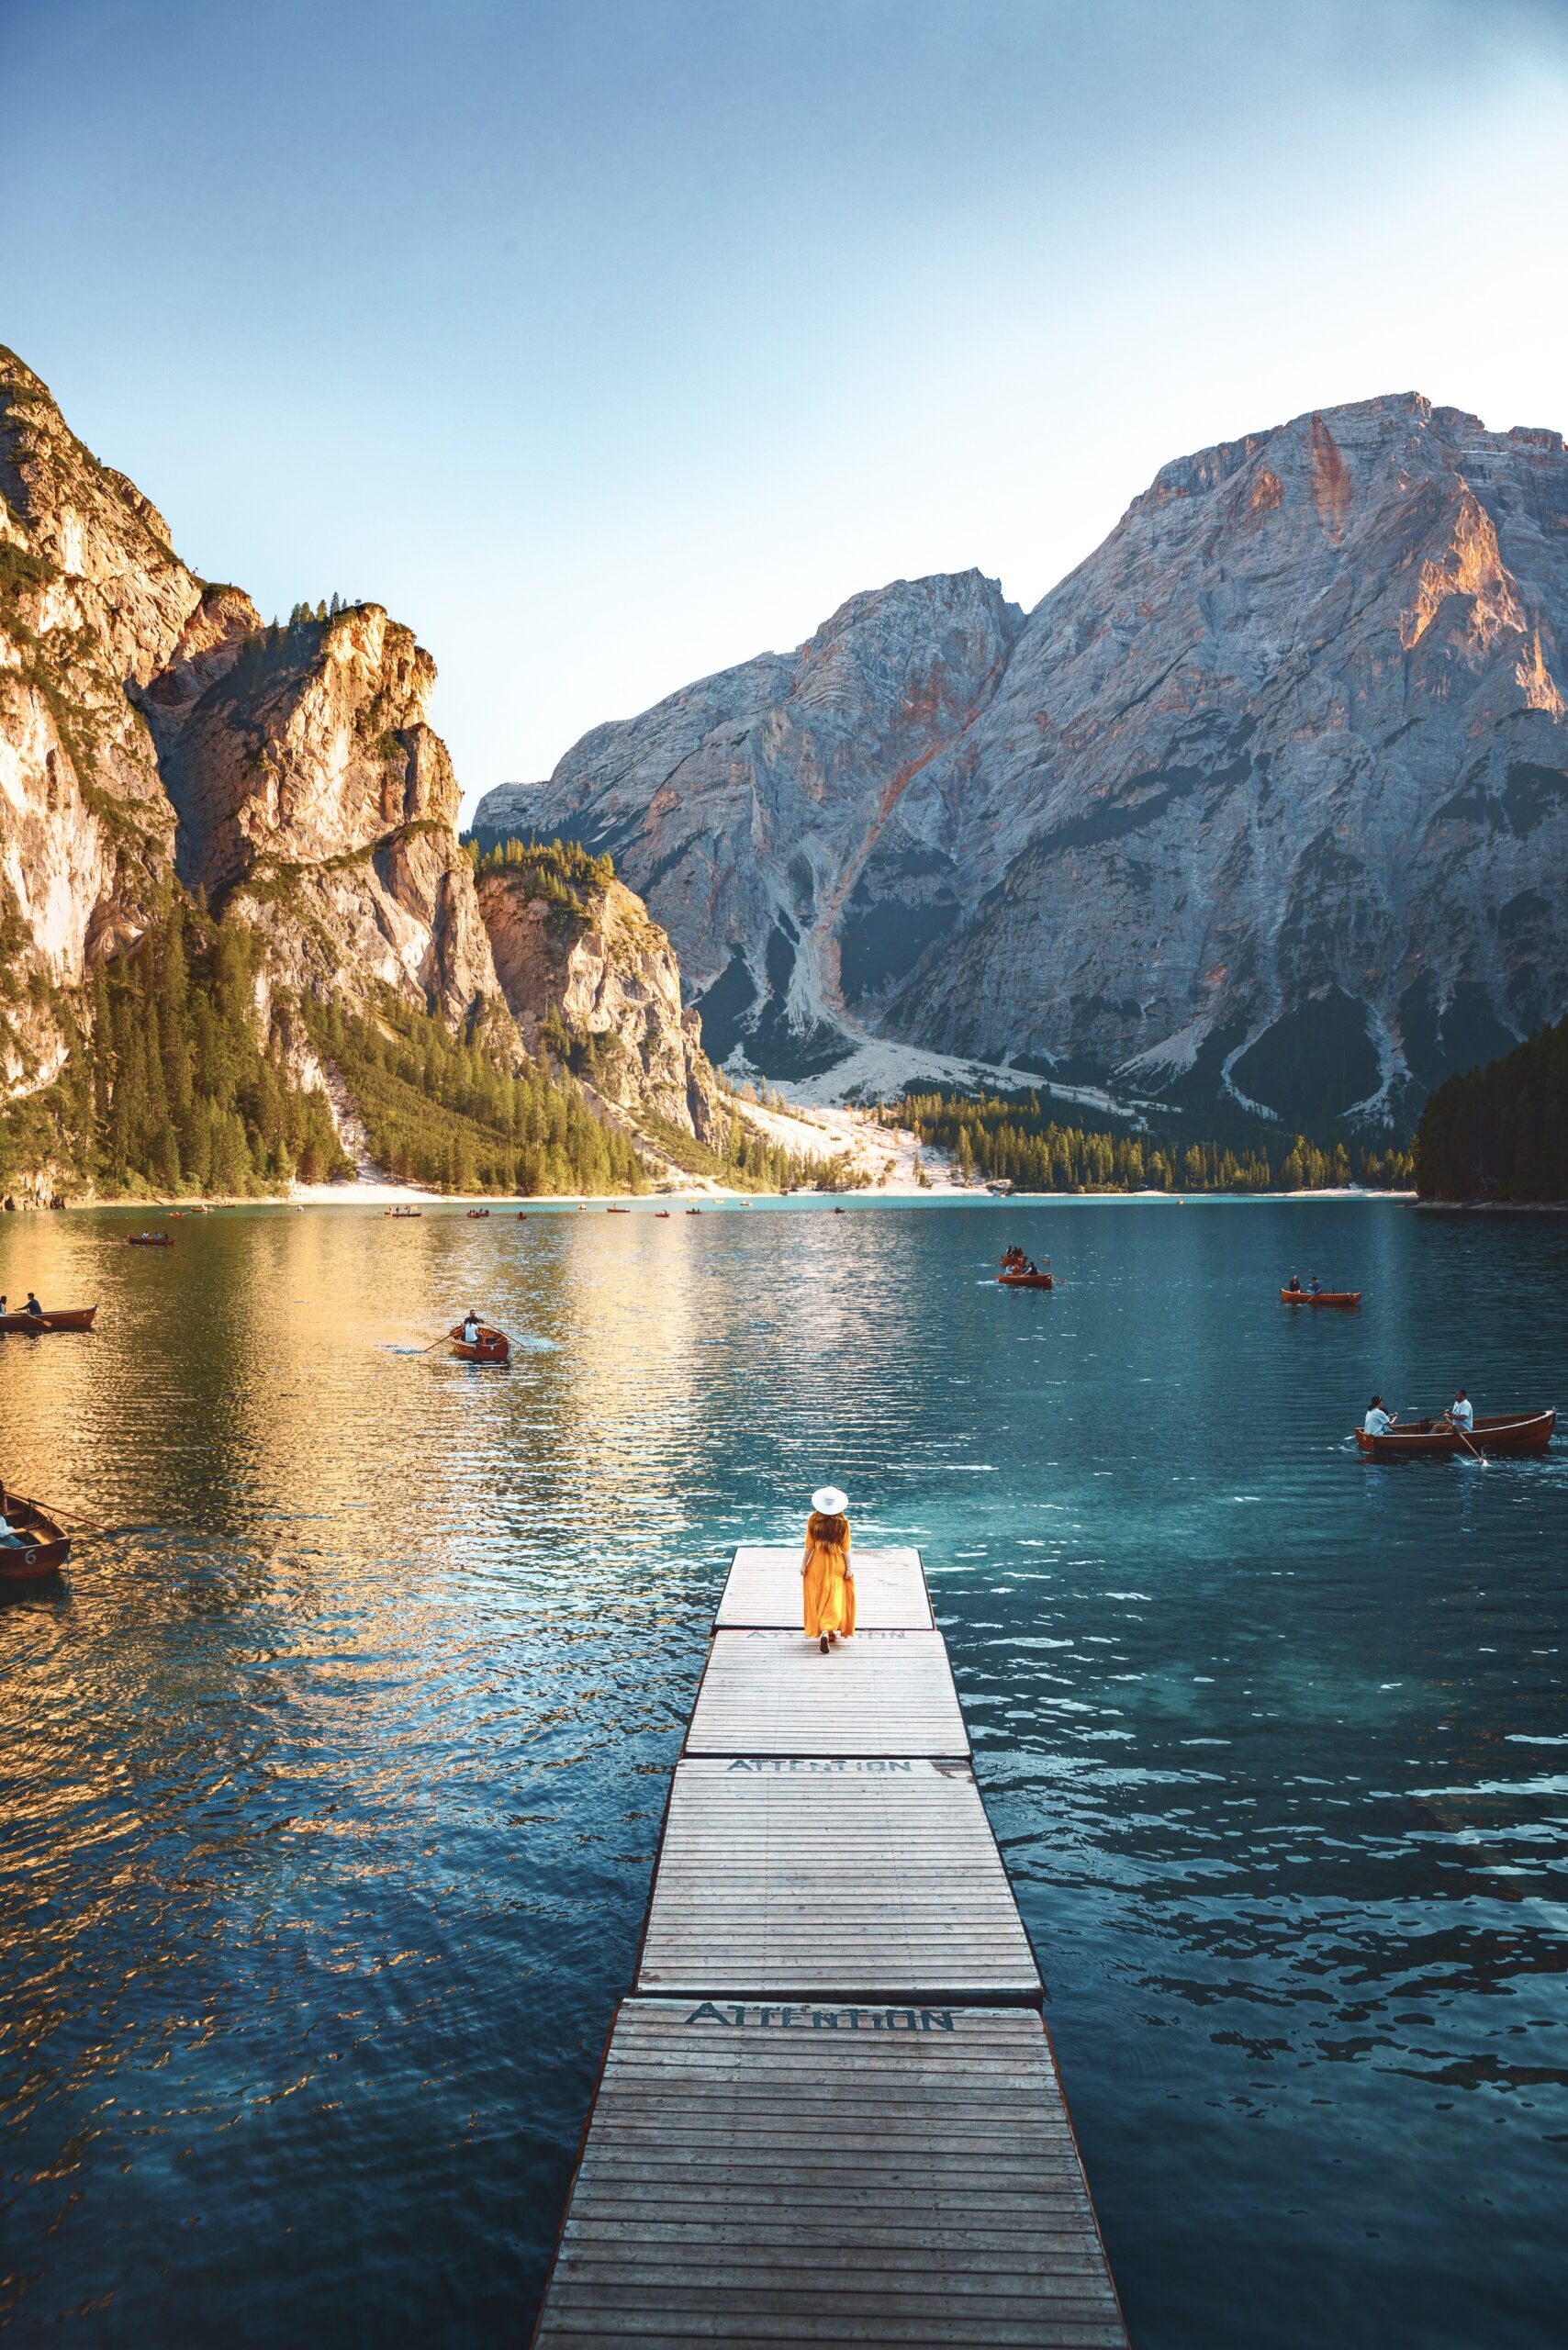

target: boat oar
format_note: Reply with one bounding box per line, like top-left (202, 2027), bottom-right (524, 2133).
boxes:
top-left (10, 1494), bottom-right (114, 1533)
top-left (1454, 1425), bottom-right (1488, 1470)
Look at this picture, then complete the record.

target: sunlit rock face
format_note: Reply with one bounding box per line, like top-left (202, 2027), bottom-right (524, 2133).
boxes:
top-left (0, 347), bottom-right (498, 1091)
top-left (479, 866), bottom-right (725, 1143)
top-left (510, 395), bottom-right (1568, 1128)
top-left (0, 349), bottom-right (217, 1084)
top-left (155, 601), bottom-right (500, 1024)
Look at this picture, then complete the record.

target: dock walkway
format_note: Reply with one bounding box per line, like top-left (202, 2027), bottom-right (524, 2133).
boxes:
top-left (532, 1543), bottom-right (1127, 2348)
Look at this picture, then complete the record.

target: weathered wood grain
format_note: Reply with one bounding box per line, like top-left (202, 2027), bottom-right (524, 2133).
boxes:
top-left (686, 1630), bottom-right (968, 1758)
top-left (533, 2000), bottom-right (1127, 2347)
top-left (716, 1543), bottom-right (933, 1630)
top-left (530, 1529), bottom-right (1126, 2348)
top-left (638, 1758), bottom-right (1039, 1999)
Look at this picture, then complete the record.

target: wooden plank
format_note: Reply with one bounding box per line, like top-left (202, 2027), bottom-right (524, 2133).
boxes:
top-left (686, 1631), bottom-right (968, 1759)
top-left (716, 1543), bottom-right (933, 1630)
top-left (638, 1758), bottom-right (1039, 1999)
top-left (533, 1999), bottom-right (1126, 2348)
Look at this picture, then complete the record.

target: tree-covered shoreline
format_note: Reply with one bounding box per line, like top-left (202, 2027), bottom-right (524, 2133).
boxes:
top-left (1414, 1014), bottom-right (1567, 1203)
top-left (881, 1091), bottom-right (1416, 1195)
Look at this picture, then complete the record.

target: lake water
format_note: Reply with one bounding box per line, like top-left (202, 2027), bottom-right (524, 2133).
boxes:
top-left (2, 1196), bottom-right (1565, 2347)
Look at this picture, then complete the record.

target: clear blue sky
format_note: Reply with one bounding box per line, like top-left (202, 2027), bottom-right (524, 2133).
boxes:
top-left (9, 0), bottom-right (1568, 814)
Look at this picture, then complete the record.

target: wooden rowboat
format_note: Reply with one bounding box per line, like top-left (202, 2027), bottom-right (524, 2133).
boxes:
top-left (1282, 1289), bottom-right (1361, 1307)
top-left (0, 1488), bottom-right (72, 1583)
top-left (127, 1233), bottom-right (174, 1247)
top-left (448, 1322), bottom-right (510, 1364)
top-left (466, 1209), bottom-right (490, 1219)
top-left (0, 1304), bottom-right (97, 1334)
top-left (606, 1206), bottom-right (630, 1214)
top-left (999, 1270), bottom-right (1054, 1290)
top-left (1356, 1409), bottom-right (1555, 1460)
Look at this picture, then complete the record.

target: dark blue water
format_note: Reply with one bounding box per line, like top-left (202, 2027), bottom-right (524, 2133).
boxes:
top-left (2, 1198), bottom-right (1564, 2346)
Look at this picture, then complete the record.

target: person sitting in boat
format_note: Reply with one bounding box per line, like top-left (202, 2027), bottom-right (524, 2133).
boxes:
top-left (24, 1292), bottom-right (44, 1318)
top-left (1442, 1389), bottom-right (1474, 1434)
top-left (1308, 1275), bottom-right (1324, 1296)
top-left (461, 1310), bottom-right (482, 1347)
top-left (1025, 1259), bottom-right (1041, 1276)
top-left (1286, 1274), bottom-right (1303, 1293)
top-left (1363, 1394), bottom-right (1396, 1435)
top-left (0, 1512), bottom-right (24, 1550)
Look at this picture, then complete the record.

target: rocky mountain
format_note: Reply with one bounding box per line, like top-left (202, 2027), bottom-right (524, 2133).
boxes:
top-left (476, 843), bottom-right (725, 1147)
top-left (498, 394), bottom-right (1568, 1131)
top-left (0, 347), bottom-right (720, 1180)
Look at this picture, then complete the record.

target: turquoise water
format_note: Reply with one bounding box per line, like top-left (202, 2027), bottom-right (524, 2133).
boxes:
top-left (2, 1197), bottom-right (1564, 2346)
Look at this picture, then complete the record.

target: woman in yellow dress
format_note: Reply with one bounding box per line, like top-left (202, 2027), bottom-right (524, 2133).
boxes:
top-left (801, 1484), bottom-right (856, 1653)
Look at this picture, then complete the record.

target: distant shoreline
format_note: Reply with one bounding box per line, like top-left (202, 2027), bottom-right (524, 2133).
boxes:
top-left (23, 1184), bottom-right (1423, 1212)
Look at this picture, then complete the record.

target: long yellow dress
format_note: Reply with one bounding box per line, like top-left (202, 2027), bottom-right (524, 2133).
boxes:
top-left (802, 1527), bottom-right (856, 1639)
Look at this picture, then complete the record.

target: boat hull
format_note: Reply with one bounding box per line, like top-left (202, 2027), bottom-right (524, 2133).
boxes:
top-left (1282, 1291), bottom-right (1361, 1306)
top-left (448, 1325), bottom-right (510, 1364)
top-left (0, 1491), bottom-right (72, 1582)
top-left (1356, 1410), bottom-right (1555, 1460)
top-left (999, 1272), bottom-right (1054, 1290)
top-left (127, 1236), bottom-right (174, 1247)
top-left (0, 1306), bottom-right (97, 1333)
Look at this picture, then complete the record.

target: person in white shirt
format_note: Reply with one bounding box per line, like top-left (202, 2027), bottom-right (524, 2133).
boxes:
top-left (1444, 1389), bottom-right (1474, 1433)
top-left (1363, 1394), bottom-right (1395, 1436)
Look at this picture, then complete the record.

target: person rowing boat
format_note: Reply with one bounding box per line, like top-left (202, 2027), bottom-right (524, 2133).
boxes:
top-left (1363, 1394), bottom-right (1397, 1436)
top-left (1442, 1389), bottom-right (1473, 1434)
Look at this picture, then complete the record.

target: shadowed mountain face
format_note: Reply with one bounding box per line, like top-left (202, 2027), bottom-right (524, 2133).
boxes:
top-left (498, 394), bottom-right (1568, 1128)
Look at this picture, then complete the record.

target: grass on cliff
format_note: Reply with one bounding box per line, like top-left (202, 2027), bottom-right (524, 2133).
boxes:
top-left (305, 993), bottom-right (647, 1196)
top-left (466, 834), bottom-right (615, 917)
top-left (1, 891), bottom-right (351, 1196)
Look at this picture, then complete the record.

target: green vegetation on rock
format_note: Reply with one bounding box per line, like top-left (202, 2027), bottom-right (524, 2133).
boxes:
top-left (468, 834), bottom-right (615, 916)
top-left (2, 891), bottom-right (351, 1195)
top-left (1415, 1014), bottom-right (1568, 1203)
top-left (303, 993), bottom-right (646, 1196)
top-left (888, 1091), bottom-right (1415, 1192)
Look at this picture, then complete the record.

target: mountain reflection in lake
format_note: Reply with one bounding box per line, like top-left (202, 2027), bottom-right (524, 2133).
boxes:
top-left (3, 1198), bottom-right (1565, 2348)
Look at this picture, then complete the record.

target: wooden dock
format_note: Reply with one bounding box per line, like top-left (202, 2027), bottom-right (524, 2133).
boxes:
top-left (532, 1543), bottom-right (1128, 2348)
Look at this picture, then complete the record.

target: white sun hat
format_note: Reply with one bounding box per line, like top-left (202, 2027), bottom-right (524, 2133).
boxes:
top-left (812, 1485), bottom-right (849, 1515)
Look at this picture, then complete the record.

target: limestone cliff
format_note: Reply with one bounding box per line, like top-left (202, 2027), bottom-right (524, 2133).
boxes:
top-left (0, 346), bottom-right (498, 1086)
top-left (507, 395), bottom-right (1568, 1131)
top-left (0, 348), bottom-right (222, 1087)
top-left (152, 600), bottom-right (498, 1024)
top-left (0, 345), bottom-right (733, 1185)
top-left (476, 848), bottom-right (725, 1145)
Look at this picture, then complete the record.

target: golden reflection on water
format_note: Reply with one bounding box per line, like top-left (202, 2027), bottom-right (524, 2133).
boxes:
top-left (2, 1200), bottom-right (1567, 2350)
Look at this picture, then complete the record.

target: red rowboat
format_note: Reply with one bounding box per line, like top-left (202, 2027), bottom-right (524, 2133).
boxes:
top-left (128, 1233), bottom-right (174, 1247)
top-left (999, 1270), bottom-right (1054, 1290)
top-left (448, 1322), bottom-right (510, 1364)
top-left (0, 1304), bottom-right (97, 1334)
top-left (1282, 1289), bottom-right (1361, 1307)
top-left (0, 1488), bottom-right (72, 1583)
top-left (1356, 1409), bottom-right (1555, 1460)
top-left (466, 1209), bottom-right (490, 1219)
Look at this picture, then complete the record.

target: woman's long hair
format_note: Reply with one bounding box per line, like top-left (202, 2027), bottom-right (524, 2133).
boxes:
top-left (807, 1510), bottom-right (849, 1549)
